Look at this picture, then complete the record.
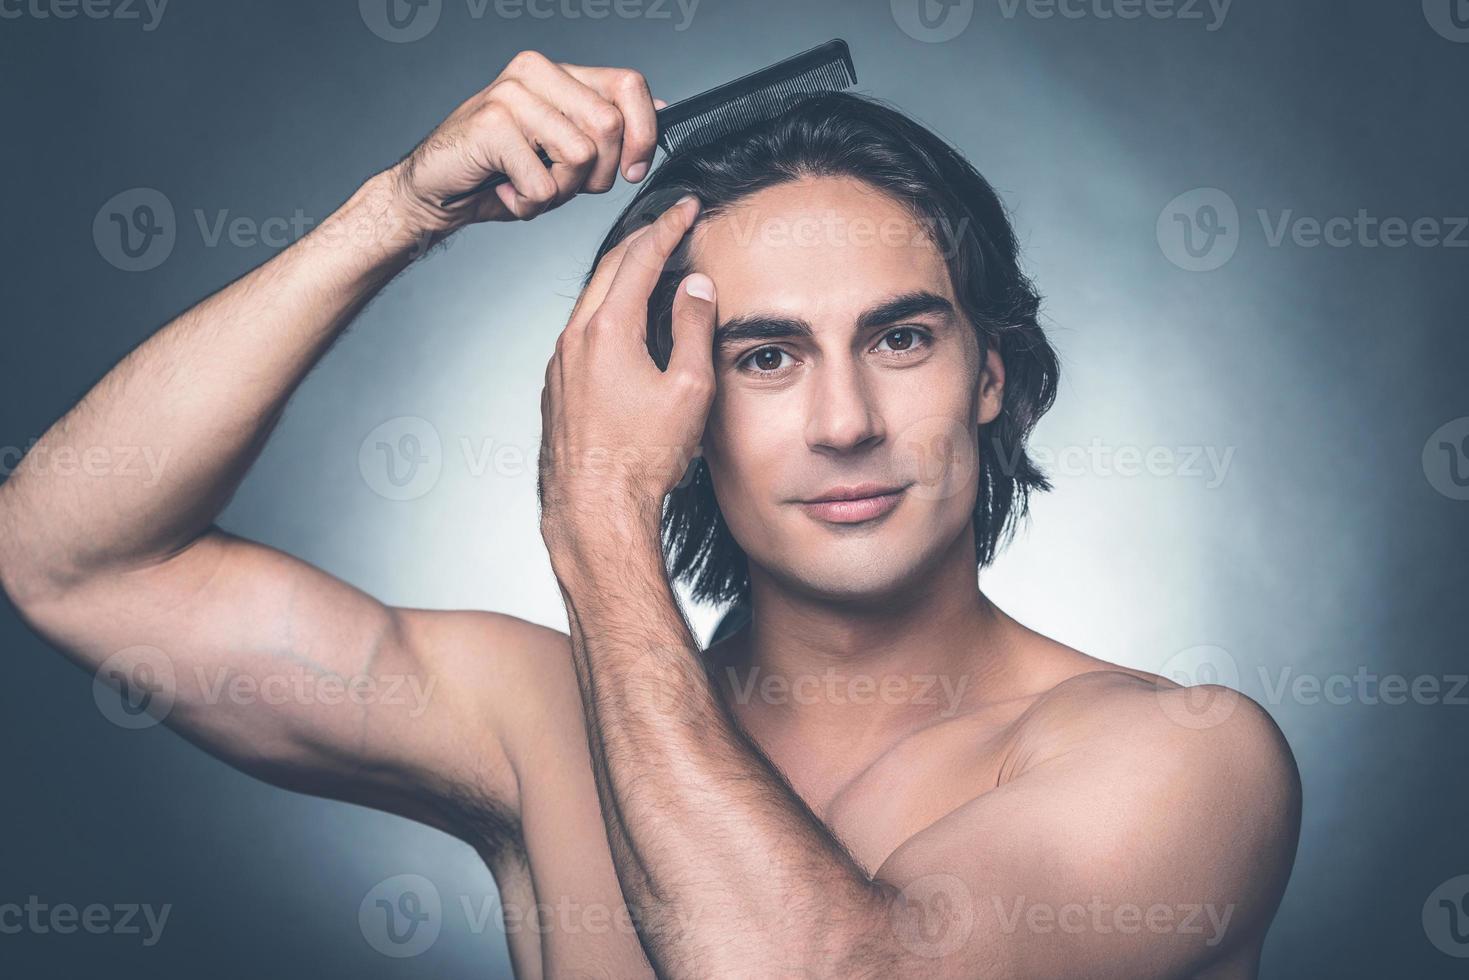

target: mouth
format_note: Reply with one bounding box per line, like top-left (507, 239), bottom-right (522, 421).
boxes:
top-left (797, 482), bottom-right (911, 525)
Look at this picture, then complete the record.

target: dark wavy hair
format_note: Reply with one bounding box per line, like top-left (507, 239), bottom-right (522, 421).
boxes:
top-left (583, 91), bottom-right (1058, 622)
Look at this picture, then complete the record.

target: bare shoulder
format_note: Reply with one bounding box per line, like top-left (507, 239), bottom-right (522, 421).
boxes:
top-left (1001, 653), bottom-right (1303, 911)
top-left (992, 621), bottom-right (1299, 797)
top-left (1020, 662), bottom-right (1300, 793)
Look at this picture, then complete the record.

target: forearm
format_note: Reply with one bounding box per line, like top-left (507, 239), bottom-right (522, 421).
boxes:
top-left (0, 168), bottom-right (427, 597)
top-left (548, 511), bottom-right (894, 977)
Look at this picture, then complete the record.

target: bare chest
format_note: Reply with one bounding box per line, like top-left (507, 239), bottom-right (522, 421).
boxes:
top-left (484, 703), bottom-right (1027, 978)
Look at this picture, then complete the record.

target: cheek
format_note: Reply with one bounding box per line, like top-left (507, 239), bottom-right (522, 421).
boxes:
top-left (708, 399), bottom-right (775, 487)
top-left (702, 391), bottom-right (796, 526)
top-left (885, 374), bottom-right (984, 505)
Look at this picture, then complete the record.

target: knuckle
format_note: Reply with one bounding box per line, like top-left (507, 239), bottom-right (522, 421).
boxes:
top-left (651, 217), bottom-right (684, 249)
top-left (489, 77), bottom-right (527, 100)
top-left (585, 311), bottom-right (617, 334)
top-left (567, 135), bottom-right (597, 166)
top-left (627, 228), bottom-right (660, 258)
top-left (586, 102), bottom-right (624, 136)
top-left (507, 49), bottom-right (547, 72)
top-left (472, 100), bottom-right (512, 129)
top-left (671, 369), bottom-right (712, 395)
top-left (614, 68), bottom-right (650, 96)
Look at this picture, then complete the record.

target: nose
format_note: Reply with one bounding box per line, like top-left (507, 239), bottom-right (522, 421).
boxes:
top-left (803, 356), bottom-right (884, 455)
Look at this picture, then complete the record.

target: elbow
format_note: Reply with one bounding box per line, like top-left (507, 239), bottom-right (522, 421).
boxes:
top-left (823, 879), bottom-right (991, 980)
top-left (0, 490), bottom-right (77, 619)
top-left (0, 492), bottom-right (34, 609)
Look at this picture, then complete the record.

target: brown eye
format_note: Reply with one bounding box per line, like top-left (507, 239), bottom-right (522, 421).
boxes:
top-left (741, 347), bottom-right (790, 373)
top-left (876, 327), bottom-right (930, 355)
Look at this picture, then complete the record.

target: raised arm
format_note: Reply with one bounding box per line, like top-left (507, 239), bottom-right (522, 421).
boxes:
top-left (0, 51), bottom-right (663, 839)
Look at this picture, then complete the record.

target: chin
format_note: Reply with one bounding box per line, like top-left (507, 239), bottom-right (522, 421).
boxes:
top-left (765, 531), bottom-right (937, 604)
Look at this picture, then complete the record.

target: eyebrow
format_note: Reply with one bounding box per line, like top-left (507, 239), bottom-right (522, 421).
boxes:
top-left (712, 290), bottom-right (956, 355)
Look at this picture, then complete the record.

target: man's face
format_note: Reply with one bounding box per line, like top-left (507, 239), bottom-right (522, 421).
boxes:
top-left (687, 175), bottom-right (1005, 602)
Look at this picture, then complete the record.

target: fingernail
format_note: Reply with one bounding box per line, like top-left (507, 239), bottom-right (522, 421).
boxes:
top-left (684, 274), bottom-right (714, 301)
top-left (675, 192), bottom-right (700, 209)
top-left (626, 160), bottom-right (649, 182)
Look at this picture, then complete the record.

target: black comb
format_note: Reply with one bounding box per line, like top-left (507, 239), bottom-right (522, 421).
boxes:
top-left (439, 39), bottom-right (857, 208)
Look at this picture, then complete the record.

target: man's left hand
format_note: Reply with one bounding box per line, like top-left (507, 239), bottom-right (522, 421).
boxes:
top-left (537, 193), bottom-right (715, 552)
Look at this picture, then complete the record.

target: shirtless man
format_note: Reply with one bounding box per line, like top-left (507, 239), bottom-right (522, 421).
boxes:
top-left (0, 51), bottom-right (1301, 978)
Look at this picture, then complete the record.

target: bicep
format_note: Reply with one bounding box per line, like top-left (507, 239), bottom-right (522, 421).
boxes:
top-left (15, 527), bottom-right (540, 838)
top-left (873, 689), bottom-right (1301, 980)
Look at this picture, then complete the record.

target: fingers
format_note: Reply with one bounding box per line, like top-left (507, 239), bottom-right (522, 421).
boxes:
top-left (398, 51), bottom-right (663, 229)
top-left (667, 272), bottom-right (718, 383)
top-left (595, 194), bottom-right (701, 326)
top-left (499, 53), bottom-right (659, 194)
top-left (492, 81), bottom-right (597, 211)
top-left (560, 63), bottom-right (661, 185)
top-left (473, 102), bottom-right (560, 219)
top-left (566, 222), bottom-right (656, 325)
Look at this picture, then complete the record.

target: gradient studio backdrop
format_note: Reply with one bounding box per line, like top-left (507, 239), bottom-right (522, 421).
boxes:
top-left (2, 1), bottom-right (1466, 976)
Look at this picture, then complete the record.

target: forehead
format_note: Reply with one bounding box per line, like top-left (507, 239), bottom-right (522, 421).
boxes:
top-left (685, 176), bottom-right (955, 324)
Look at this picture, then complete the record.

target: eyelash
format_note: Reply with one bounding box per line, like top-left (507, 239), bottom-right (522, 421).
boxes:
top-left (736, 327), bottom-right (934, 376)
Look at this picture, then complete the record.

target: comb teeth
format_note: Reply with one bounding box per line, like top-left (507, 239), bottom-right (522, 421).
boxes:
top-left (654, 39), bottom-right (858, 156)
top-left (660, 61), bottom-right (857, 153)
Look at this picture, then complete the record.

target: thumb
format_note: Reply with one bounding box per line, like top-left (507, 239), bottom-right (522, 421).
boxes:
top-left (668, 272), bottom-right (717, 380)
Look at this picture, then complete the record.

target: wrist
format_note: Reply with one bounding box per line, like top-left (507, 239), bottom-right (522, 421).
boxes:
top-left (380, 160), bottom-right (462, 244)
top-left (541, 492), bottom-right (664, 579)
top-left (298, 169), bottom-right (448, 271)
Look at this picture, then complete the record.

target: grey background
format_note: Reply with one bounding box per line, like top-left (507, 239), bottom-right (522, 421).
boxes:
top-left (2, 0), bottom-right (1466, 976)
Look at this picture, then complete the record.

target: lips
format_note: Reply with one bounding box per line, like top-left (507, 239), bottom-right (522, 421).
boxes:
top-left (798, 483), bottom-right (909, 524)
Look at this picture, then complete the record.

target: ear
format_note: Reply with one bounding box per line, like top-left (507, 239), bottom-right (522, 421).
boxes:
top-left (976, 343), bottom-right (1005, 426)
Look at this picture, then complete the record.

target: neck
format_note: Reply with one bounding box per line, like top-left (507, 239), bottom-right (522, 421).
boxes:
top-left (711, 526), bottom-right (1014, 738)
